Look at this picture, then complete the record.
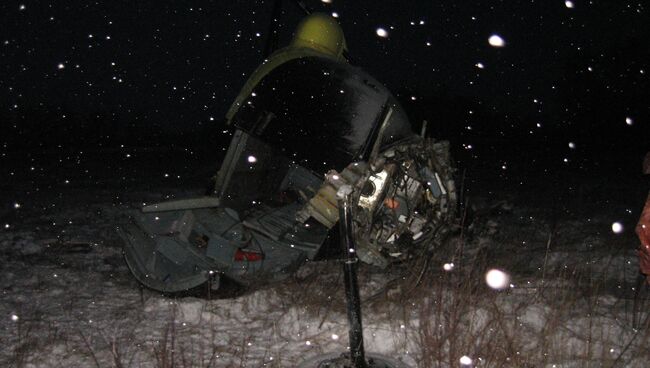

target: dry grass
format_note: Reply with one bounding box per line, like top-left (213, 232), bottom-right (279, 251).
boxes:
top-left (269, 225), bottom-right (650, 367)
top-left (6, 225), bottom-right (650, 367)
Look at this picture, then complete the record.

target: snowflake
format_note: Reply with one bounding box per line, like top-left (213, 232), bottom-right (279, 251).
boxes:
top-left (488, 34), bottom-right (505, 47)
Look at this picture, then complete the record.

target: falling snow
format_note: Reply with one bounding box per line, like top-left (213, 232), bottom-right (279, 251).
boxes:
top-left (612, 222), bottom-right (624, 234)
top-left (488, 34), bottom-right (506, 47)
top-left (1, 1), bottom-right (648, 366)
top-left (459, 355), bottom-right (473, 366)
top-left (485, 269), bottom-right (510, 290)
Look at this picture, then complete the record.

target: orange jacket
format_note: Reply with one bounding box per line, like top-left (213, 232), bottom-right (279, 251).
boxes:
top-left (638, 153), bottom-right (650, 275)
top-left (638, 194), bottom-right (650, 275)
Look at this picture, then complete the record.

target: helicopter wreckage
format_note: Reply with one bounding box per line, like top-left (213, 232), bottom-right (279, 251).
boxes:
top-left (118, 14), bottom-right (458, 295)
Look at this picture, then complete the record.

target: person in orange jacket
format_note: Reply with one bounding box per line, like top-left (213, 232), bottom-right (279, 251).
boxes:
top-left (637, 153), bottom-right (650, 279)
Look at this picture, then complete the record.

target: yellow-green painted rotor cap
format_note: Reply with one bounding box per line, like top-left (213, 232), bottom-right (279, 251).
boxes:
top-left (291, 13), bottom-right (347, 59)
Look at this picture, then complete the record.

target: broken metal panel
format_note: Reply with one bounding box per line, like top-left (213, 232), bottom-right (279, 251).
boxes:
top-left (213, 131), bottom-right (291, 211)
top-left (120, 32), bottom-right (458, 294)
top-left (205, 234), bottom-right (236, 265)
top-left (212, 130), bottom-right (249, 199)
top-left (279, 164), bottom-right (322, 198)
top-left (242, 203), bottom-right (303, 241)
top-left (120, 203), bottom-right (326, 292)
top-left (170, 211), bottom-right (194, 243)
top-left (120, 145), bottom-right (332, 292)
top-left (194, 207), bottom-right (242, 241)
top-left (119, 217), bottom-right (213, 293)
top-left (157, 237), bottom-right (189, 265)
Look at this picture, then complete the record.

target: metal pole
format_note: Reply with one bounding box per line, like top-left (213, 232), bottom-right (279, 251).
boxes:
top-left (338, 191), bottom-right (368, 368)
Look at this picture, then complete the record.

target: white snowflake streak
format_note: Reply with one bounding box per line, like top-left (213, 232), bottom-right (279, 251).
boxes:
top-left (488, 34), bottom-right (505, 47)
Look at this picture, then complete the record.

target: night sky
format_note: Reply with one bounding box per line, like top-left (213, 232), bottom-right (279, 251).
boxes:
top-left (1, 0), bottom-right (648, 179)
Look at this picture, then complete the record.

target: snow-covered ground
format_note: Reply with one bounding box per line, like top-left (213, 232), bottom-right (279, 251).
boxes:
top-left (2, 147), bottom-right (649, 367)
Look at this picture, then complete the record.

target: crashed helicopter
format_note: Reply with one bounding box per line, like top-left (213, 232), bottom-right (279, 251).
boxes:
top-left (118, 13), bottom-right (458, 294)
